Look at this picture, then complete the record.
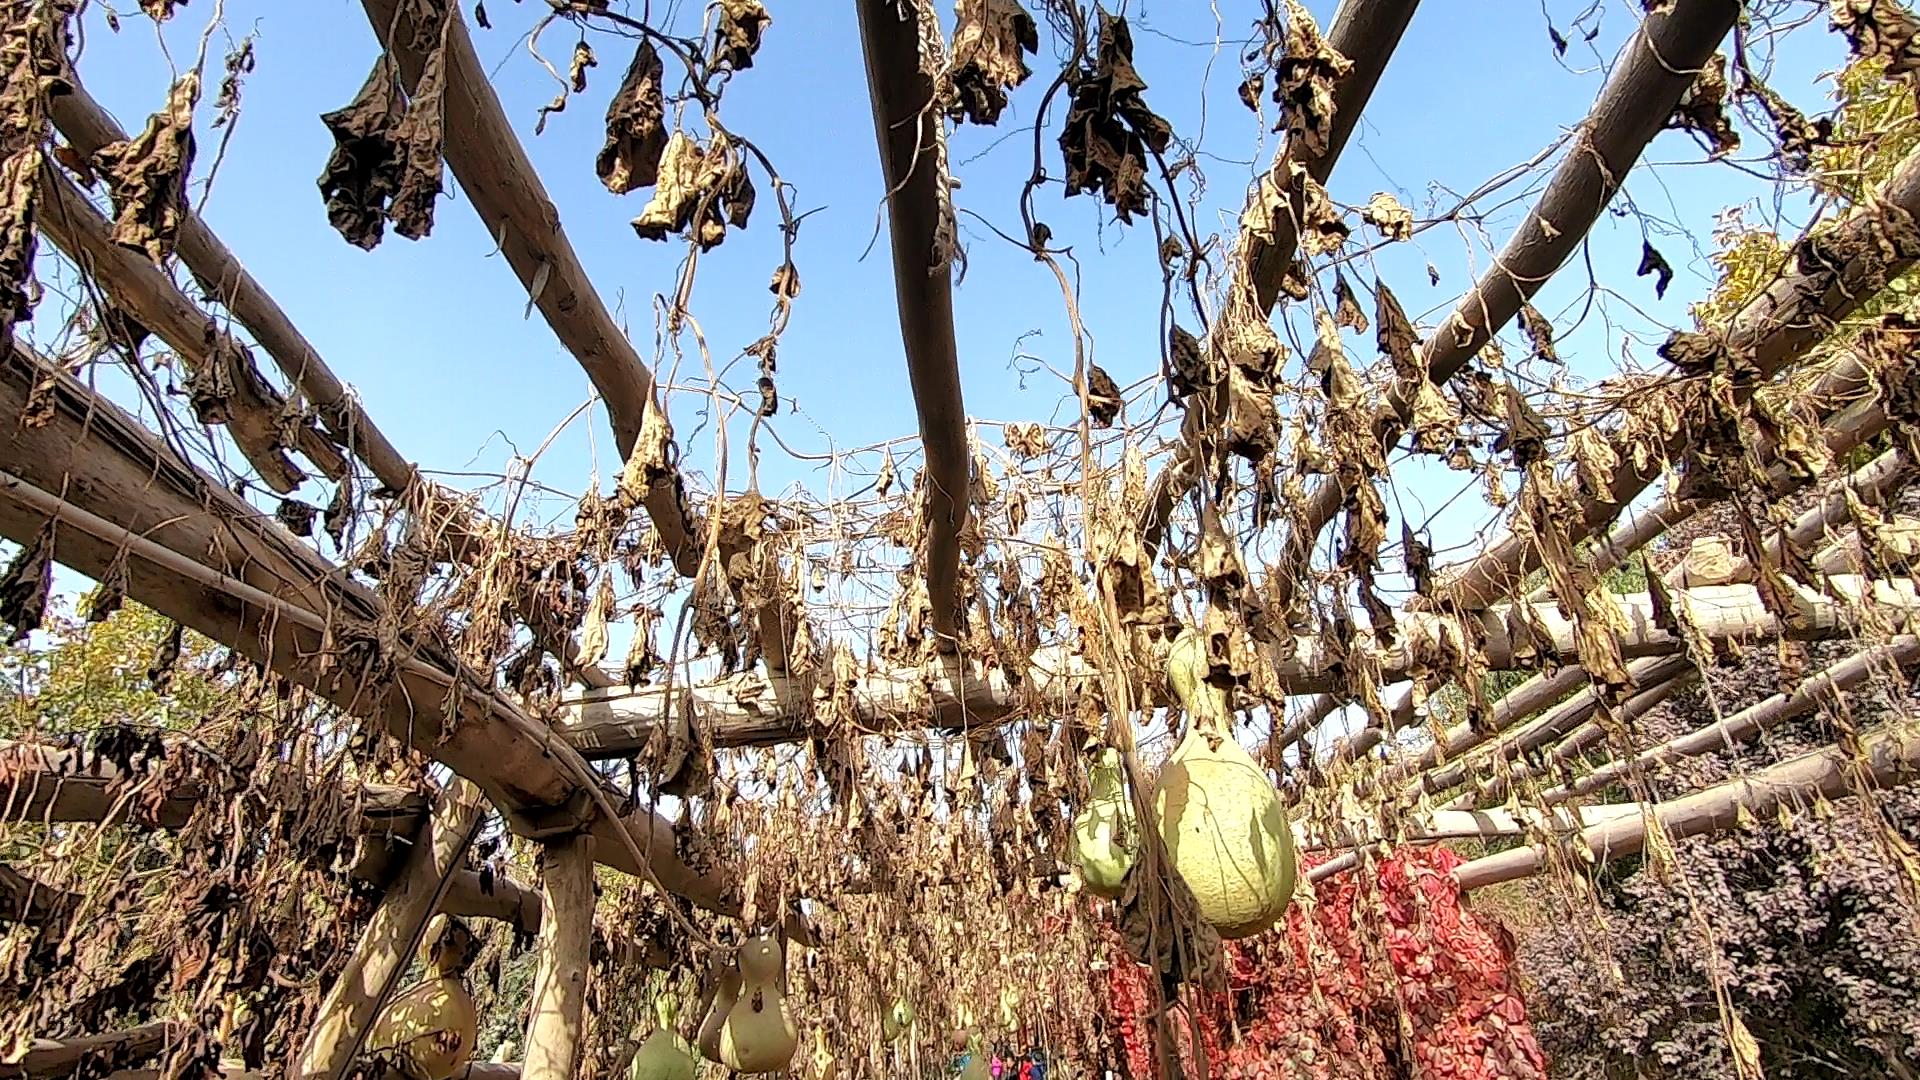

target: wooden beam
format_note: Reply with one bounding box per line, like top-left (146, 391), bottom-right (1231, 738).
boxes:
top-left (45, 77), bottom-right (616, 691)
top-left (33, 165), bottom-right (346, 493)
top-left (1269, 0), bottom-right (1741, 609)
top-left (0, 862), bottom-right (75, 926)
top-left (298, 780), bottom-right (483, 1080)
top-left (1452, 722), bottom-right (1920, 891)
top-left (557, 576), bottom-right (1916, 754)
top-left (0, 345), bottom-right (747, 920)
top-left (1540, 637), bottom-right (1920, 804)
top-left (854, 0), bottom-right (968, 647)
top-left (1141, 0), bottom-right (1421, 556)
top-left (1, 1022), bottom-right (175, 1079)
top-left (522, 834), bottom-right (594, 1080)
top-left (1438, 139), bottom-right (1920, 612)
top-left (1301, 803), bottom-right (1641, 850)
top-left (357, 0), bottom-right (700, 577)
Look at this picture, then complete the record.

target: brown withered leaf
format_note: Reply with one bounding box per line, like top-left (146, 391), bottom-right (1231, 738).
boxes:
top-left (1409, 380), bottom-right (1456, 454)
top-left (317, 55), bottom-right (407, 250)
top-left (92, 73), bottom-right (198, 264)
top-left (389, 13), bottom-right (451, 240)
top-left (1225, 367), bottom-right (1278, 462)
top-left (1374, 278), bottom-right (1419, 383)
top-left (1658, 328), bottom-right (1729, 373)
top-left (714, 0), bottom-right (771, 70)
top-left (1270, 0), bottom-right (1352, 158)
top-left (1518, 302), bottom-right (1559, 364)
top-left (579, 573), bottom-right (614, 670)
top-left (1402, 522), bottom-right (1434, 596)
top-left (139, 0), bottom-right (183, 20)
top-left (1238, 72), bottom-right (1263, 112)
top-left (948, 0), bottom-right (1038, 125)
top-left (1059, 12), bottom-right (1172, 221)
top-left (596, 40), bottom-right (668, 194)
top-left (1167, 322), bottom-right (1210, 397)
top-left (0, 522), bottom-right (52, 643)
top-left (1341, 479), bottom-right (1387, 573)
top-left (1668, 53), bottom-right (1738, 156)
top-left (1832, 0), bottom-right (1920, 75)
top-left (1493, 383), bottom-right (1550, 468)
top-left (1637, 240), bottom-right (1673, 298)
top-left (1004, 421), bottom-right (1049, 459)
top-left (1086, 364), bottom-right (1122, 427)
top-left (324, 475), bottom-right (355, 547)
top-left (569, 40), bottom-right (596, 93)
top-left (147, 620), bottom-right (183, 691)
top-left (1293, 163), bottom-right (1348, 255)
top-left (1749, 83), bottom-right (1830, 173)
top-left (631, 131), bottom-right (751, 249)
top-left (1332, 271), bottom-right (1367, 333)
top-left (87, 550), bottom-right (130, 623)
top-left (1359, 191), bottom-right (1412, 242)
top-left (275, 498), bottom-right (317, 538)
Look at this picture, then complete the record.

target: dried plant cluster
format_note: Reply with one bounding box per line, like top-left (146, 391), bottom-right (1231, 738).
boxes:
top-left (4, 1), bottom-right (1920, 1079)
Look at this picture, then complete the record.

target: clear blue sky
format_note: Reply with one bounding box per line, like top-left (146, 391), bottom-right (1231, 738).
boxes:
top-left (32, 0), bottom-right (1849, 698)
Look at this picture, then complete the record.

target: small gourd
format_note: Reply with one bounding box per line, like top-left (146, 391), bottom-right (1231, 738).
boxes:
top-left (810, 1028), bottom-right (837, 1080)
top-left (957, 1034), bottom-right (990, 1080)
top-left (1069, 747), bottom-right (1136, 898)
top-left (629, 997), bottom-right (695, 1080)
top-left (719, 934), bottom-right (798, 1074)
top-left (365, 916), bottom-right (480, 1080)
top-left (1153, 629), bottom-right (1297, 938)
top-left (881, 999), bottom-right (914, 1043)
top-left (695, 954), bottom-right (742, 1064)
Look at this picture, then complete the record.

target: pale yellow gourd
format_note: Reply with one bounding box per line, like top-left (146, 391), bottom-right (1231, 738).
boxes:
top-left (881, 999), bottom-right (914, 1043)
top-left (1153, 629), bottom-right (1297, 938)
top-left (719, 934), bottom-right (798, 1073)
top-left (366, 916), bottom-right (480, 1080)
top-left (810, 1027), bottom-right (837, 1080)
top-left (695, 955), bottom-right (741, 1064)
top-left (1070, 747), bottom-right (1137, 898)
top-left (629, 996), bottom-right (696, 1080)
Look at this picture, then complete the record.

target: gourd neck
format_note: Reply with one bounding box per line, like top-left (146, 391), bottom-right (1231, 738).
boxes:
top-left (1168, 632), bottom-right (1230, 737)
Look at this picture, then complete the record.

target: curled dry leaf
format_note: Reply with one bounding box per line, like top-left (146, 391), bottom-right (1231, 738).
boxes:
top-left (1292, 163), bottom-right (1348, 255)
top-left (1668, 53), bottom-right (1738, 156)
top-left (714, 0), bottom-right (771, 70)
top-left (275, 498), bottom-right (317, 538)
top-left (947, 0), bottom-right (1038, 126)
top-left (1359, 191), bottom-right (1412, 242)
top-left (86, 549), bottom-right (129, 622)
top-left (1518, 302), bottom-right (1559, 364)
top-left (1270, 0), bottom-right (1352, 158)
top-left (569, 40), bottom-right (596, 93)
top-left (0, 0), bottom-right (76, 342)
top-left (1409, 380), bottom-right (1456, 453)
top-left (91, 73), bottom-right (198, 264)
top-left (631, 130), bottom-right (753, 250)
top-left (317, 55), bottom-right (407, 250)
top-left (1748, 82), bottom-right (1830, 173)
top-left (579, 573), bottom-right (614, 670)
top-left (1831, 0), bottom-right (1920, 75)
top-left (1085, 363), bottom-right (1122, 428)
top-left (1059, 12), bottom-right (1172, 222)
top-left (1637, 240), bottom-right (1674, 298)
top-left (389, 13), bottom-right (451, 240)
top-left (1374, 278), bottom-right (1419, 384)
top-left (1332, 272), bottom-right (1368, 333)
top-left (596, 40), bottom-right (668, 195)
top-left (1003, 421), bottom-right (1049, 460)
top-left (0, 521), bottom-right (52, 643)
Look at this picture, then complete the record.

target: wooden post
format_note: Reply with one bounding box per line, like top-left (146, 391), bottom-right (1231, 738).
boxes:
top-left (522, 834), bottom-right (595, 1080)
top-left (296, 780), bottom-right (482, 1080)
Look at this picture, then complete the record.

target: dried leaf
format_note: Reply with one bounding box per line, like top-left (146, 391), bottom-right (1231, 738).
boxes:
top-left (1637, 240), bottom-right (1673, 299)
top-left (714, 0), bottom-right (771, 70)
top-left (147, 620), bottom-right (184, 691)
top-left (0, 523), bottom-right (52, 643)
top-left (579, 574), bottom-right (614, 669)
top-left (389, 13), bottom-right (451, 240)
top-left (1518, 302), bottom-right (1559, 364)
top-left (87, 550), bottom-right (129, 623)
top-left (596, 40), bottom-right (668, 194)
top-left (92, 73), bottom-right (198, 264)
top-left (1360, 191), bottom-right (1412, 242)
top-left (1270, 0), bottom-right (1352, 158)
top-left (569, 40), bottom-right (596, 93)
top-left (1332, 272), bottom-right (1367, 333)
top-left (1293, 163), bottom-right (1349, 255)
top-left (275, 498), bottom-right (317, 538)
top-left (1237, 73), bottom-right (1262, 112)
top-left (1832, 0), bottom-right (1920, 75)
top-left (1086, 364), bottom-right (1122, 428)
top-left (1004, 421), bottom-right (1049, 460)
top-left (631, 130), bottom-right (748, 249)
top-left (317, 55), bottom-right (407, 250)
top-left (1375, 278), bottom-right (1419, 384)
top-left (947, 0), bottom-right (1038, 126)
top-left (1667, 53), bottom-right (1738, 156)
top-left (1059, 12), bottom-right (1171, 221)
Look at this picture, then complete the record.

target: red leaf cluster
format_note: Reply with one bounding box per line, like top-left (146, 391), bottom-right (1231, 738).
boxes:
top-left (1103, 848), bottom-right (1546, 1079)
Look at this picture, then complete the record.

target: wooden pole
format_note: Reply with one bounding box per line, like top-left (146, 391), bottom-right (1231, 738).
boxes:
top-left (522, 834), bottom-right (595, 1080)
top-left (297, 780), bottom-right (483, 1080)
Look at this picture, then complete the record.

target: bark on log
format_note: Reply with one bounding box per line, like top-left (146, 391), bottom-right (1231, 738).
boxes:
top-left (561, 575), bottom-right (1918, 755)
top-left (1270, 0), bottom-right (1741, 610)
top-left (1438, 141), bottom-right (1920, 611)
top-left (522, 834), bottom-right (594, 1080)
top-left (1451, 723), bottom-right (1920, 891)
top-left (298, 780), bottom-right (483, 1080)
top-left (855, 0), bottom-right (968, 647)
top-left (0, 345), bottom-right (745, 920)
top-left (1540, 637), bottom-right (1920, 804)
top-left (32, 167), bottom-right (345, 492)
top-left (1141, 0), bottom-right (1420, 556)
top-left (1301, 803), bottom-right (1641, 850)
top-left (1, 1022), bottom-right (175, 1078)
top-left (356, 0), bottom-right (699, 577)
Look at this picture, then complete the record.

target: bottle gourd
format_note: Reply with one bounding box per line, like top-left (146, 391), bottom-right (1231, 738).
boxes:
top-left (629, 996), bottom-right (695, 1080)
top-left (719, 934), bottom-right (799, 1073)
top-left (1070, 746), bottom-right (1137, 898)
top-left (1153, 628), bottom-right (1297, 938)
top-left (695, 954), bottom-right (741, 1064)
top-left (365, 916), bottom-right (480, 1080)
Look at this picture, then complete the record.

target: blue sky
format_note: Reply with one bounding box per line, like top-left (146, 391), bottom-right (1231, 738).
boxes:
top-left (26, 1), bottom-right (1856, 739)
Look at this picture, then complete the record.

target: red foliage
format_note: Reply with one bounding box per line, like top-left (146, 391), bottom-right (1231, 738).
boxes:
top-left (1103, 848), bottom-right (1546, 1079)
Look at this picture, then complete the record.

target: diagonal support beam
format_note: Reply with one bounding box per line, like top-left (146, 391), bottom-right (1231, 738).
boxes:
top-left (854, 0), bottom-right (968, 647)
top-left (358, 0), bottom-right (700, 577)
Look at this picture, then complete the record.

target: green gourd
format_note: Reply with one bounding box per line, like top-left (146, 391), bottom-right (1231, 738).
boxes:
top-left (366, 916), bottom-right (480, 1080)
top-left (1069, 746), bottom-right (1137, 898)
top-left (1154, 628), bottom-right (1297, 938)
top-left (719, 934), bottom-right (798, 1073)
top-left (695, 955), bottom-right (741, 1064)
top-left (629, 997), bottom-right (695, 1080)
